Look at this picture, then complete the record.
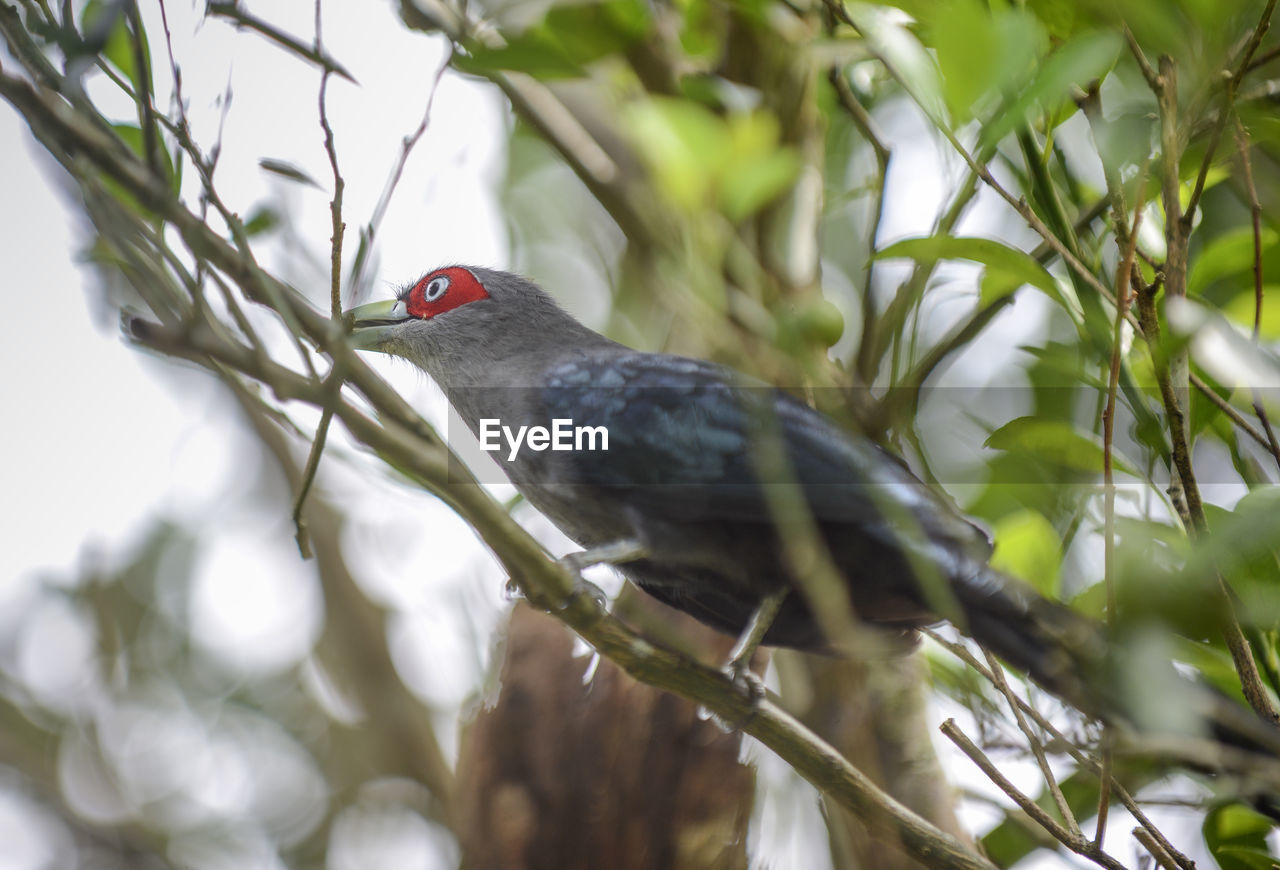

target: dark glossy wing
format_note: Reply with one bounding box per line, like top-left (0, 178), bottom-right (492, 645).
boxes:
top-left (541, 351), bottom-right (991, 558)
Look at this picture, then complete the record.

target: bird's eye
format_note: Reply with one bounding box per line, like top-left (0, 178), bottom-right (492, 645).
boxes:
top-left (423, 275), bottom-right (450, 302)
top-left (403, 268), bottom-right (487, 319)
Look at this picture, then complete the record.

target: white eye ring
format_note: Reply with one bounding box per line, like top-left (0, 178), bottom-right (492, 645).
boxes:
top-left (423, 275), bottom-right (450, 302)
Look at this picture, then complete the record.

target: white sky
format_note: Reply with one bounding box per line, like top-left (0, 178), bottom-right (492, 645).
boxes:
top-left (0, 1), bottom-right (506, 588)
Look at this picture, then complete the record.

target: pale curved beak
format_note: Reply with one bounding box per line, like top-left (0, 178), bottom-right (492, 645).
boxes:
top-left (345, 299), bottom-right (410, 350)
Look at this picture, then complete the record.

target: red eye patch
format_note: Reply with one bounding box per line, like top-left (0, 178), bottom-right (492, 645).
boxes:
top-left (404, 267), bottom-right (489, 319)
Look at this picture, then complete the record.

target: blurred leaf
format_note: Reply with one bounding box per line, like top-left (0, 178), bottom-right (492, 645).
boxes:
top-left (990, 509), bottom-right (1061, 596)
top-left (720, 114), bottom-right (802, 220)
top-left (876, 235), bottom-right (1058, 303)
top-left (677, 0), bottom-right (723, 59)
top-left (985, 416), bottom-right (1140, 476)
top-left (1204, 804), bottom-right (1276, 870)
top-left (625, 99), bottom-right (721, 211)
top-left (1188, 226), bottom-right (1279, 297)
top-left (841, 2), bottom-right (947, 125)
top-left (83, 0), bottom-right (148, 95)
top-left (1204, 489), bottom-right (1280, 631)
top-left (110, 122), bottom-right (176, 194)
top-left (259, 158), bottom-right (322, 189)
top-left (456, 40), bottom-right (584, 78)
top-left (624, 100), bottom-right (800, 220)
top-left (929, 0), bottom-right (1043, 124)
top-left (1166, 298), bottom-right (1280, 407)
top-left (1023, 0), bottom-right (1082, 40)
top-left (456, 0), bottom-right (649, 79)
top-left (544, 0), bottom-right (649, 59)
top-left (1178, 163), bottom-right (1229, 213)
top-left (243, 206), bottom-right (280, 237)
top-left (980, 29), bottom-right (1122, 148)
top-left (1223, 286), bottom-right (1280, 338)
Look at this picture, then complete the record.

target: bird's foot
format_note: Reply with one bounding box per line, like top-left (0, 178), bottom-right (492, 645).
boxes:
top-left (554, 540), bottom-right (646, 614)
top-left (564, 576), bottom-right (609, 611)
top-left (559, 539), bottom-right (648, 575)
top-left (713, 589), bottom-right (789, 713)
top-left (722, 589), bottom-right (787, 684)
top-left (722, 656), bottom-right (767, 703)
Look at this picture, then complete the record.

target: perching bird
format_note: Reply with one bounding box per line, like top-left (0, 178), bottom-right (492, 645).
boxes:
top-left (345, 265), bottom-right (1280, 760)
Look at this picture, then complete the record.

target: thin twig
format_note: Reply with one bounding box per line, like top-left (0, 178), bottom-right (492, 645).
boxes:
top-left (924, 630), bottom-right (1197, 870)
top-left (830, 68), bottom-right (891, 384)
top-left (206, 0), bottom-right (357, 83)
top-left (1103, 179), bottom-right (1146, 619)
top-left (1097, 182), bottom-right (1145, 850)
top-left (348, 47), bottom-right (452, 304)
top-left (1152, 54), bottom-right (1200, 527)
top-left (1232, 116), bottom-right (1280, 472)
top-left (1183, 0), bottom-right (1277, 223)
top-left (291, 0), bottom-right (347, 558)
top-left (940, 720), bottom-right (1129, 870)
top-left (1123, 25), bottom-right (1160, 91)
top-left (1245, 42), bottom-right (1280, 73)
top-left (982, 651), bottom-right (1079, 835)
top-left (1190, 371), bottom-right (1273, 450)
top-left (1094, 740), bottom-right (1113, 850)
top-left (1134, 827), bottom-right (1181, 870)
top-left (124, 3), bottom-right (160, 176)
top-left (1143, 48), bottom-right (1280, 722)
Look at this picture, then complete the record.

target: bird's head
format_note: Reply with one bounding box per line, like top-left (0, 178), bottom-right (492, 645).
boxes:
top-left (346, 266), bottom-right (492, 353)
top-left (344, 266), bottom-right (607, 381)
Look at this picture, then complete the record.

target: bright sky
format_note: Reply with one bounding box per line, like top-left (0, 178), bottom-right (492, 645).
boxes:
top-left (0, 0), bottom-right (506, 606)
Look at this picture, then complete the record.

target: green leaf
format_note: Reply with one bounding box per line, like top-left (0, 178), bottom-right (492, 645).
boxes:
top-left (980, 29), bottom-right (1122, 149)
top-left (624, 100), bottom-right (799, 220)
top-left (455, 0), bottom-right (650, 79)
top-left (110, 123), bottom-right (175, 192)
top-left (1224, 286), bottom-right (1280, 339)
top-left (624, 99), bottom-right (723, 211)
top-left (840, 2), bottom-right (946, 126)
top-left (1188, 226), bottom-right (1279, 296)
top-left (455, 40), bottom-right (584, 79)
top-left (677, 0), bottom-right (723, 59)
top-left (985, 416), bottom-right (1140, 477)
top-left (82, 0), bottom-right (142, 91)
top-left (719, 112), bottom-right (801, 220)
top-left (1203, 804), bottom-right (1276, 870)
top-left (722, 151), bottom-right (801, 220)
top-left (543, 0), bottom-right (650, 62)
top-left (930, 0), bottom-right (1042, 124)
top-left (990, 509), bottom-right (1061, 596)
top-left (242, 206), bottom-right (280, 237)
top-left (876, 235), bottom-right (1058, 302)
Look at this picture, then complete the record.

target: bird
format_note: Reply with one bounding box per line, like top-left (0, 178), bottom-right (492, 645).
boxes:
top-left (344, 264), bottom-right (1280, 765)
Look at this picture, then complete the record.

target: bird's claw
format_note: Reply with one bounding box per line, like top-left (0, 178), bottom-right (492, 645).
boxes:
top-left (560, 539), bottom-right (647, 575)
top-left (566, 576), bottom-right (609, 611)
top-left (723, 657), bottom-right (767, 703)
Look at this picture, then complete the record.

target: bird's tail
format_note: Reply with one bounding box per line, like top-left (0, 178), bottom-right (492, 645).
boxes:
top-left (948, 561), bottom-right (1280, 773)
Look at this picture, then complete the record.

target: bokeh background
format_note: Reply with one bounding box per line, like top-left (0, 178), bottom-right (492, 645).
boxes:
top-left (4, 0), bottom-right (1280, 867)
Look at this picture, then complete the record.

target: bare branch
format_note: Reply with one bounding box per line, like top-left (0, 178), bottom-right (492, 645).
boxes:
top-left (941, 720), bottom-right (1129, 870)
top-left (207, 0), bottom-right (357, 83)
